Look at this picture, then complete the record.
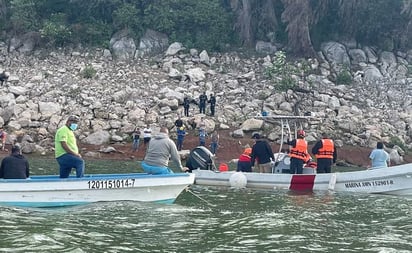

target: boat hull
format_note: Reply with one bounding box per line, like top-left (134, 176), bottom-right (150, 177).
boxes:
top-left (0, 173), bottom-right (195, 207)
top-left (193, 163), bottom-right (412, 196)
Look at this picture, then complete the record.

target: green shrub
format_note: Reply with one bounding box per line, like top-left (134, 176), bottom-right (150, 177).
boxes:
top-left (408, 65), bottom-right (412, 77)
top-left (81, 65), bottom-right (97, 79)
top-left (40, 13), bottom-right (72, 47)
top-left (336, 69), bottom-right (352, 85)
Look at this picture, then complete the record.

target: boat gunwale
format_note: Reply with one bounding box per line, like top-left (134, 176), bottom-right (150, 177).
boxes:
top-left (0, 172), bottom-right (194, 183)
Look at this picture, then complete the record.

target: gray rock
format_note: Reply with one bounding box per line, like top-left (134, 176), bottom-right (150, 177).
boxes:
top-left (110, 30), bottom-right (136, 60)
top-left (83, 130), bottom-right (111, 145)
top-left (165, 42), bottom-right (185, 56)
top-left (137, 29), bottom-right (168, 57)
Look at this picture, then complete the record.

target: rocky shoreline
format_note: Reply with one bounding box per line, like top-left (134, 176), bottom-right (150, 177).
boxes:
top-left (0, 40), bottom-right (411, 165)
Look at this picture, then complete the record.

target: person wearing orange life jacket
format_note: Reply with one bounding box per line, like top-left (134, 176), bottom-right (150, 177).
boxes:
top-left (237, 147), bottom-right (253, 172)
top-left (286, 129), bottom-right (310, 174)
top-left (311, 132), bottom-right (337, 173)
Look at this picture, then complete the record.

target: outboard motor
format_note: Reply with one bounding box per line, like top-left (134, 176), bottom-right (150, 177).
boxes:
top-left (273, 153), bottom-right (291, 174)
top-left (272, 153), bottom-right (317, 174)
top-left (186, 146), bottom-right (214, 171)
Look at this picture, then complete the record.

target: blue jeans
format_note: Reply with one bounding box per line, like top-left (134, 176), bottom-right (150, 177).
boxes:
top-left (177, 139), bottom-right (184, 151)
top-left (141, 161), bottom-right (174, 174)
top-left (56, 154), bottom-right (85, 178)
top-left (211, 142), bottom-right (218, 154)
top-left (132, 139), bottom-right (140, 151)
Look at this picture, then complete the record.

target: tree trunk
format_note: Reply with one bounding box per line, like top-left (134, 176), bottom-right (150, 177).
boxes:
top-left (230, 0), bottom-right (254, 46)
top-left (281, 0), bottom-right (316, 57)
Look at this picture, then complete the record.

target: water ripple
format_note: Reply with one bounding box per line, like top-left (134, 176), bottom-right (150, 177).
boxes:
top-left (1, 188), bottom-right (412, 252)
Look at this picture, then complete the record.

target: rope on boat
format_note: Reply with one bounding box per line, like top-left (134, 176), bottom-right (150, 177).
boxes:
top-left (185, 187), bottom-right (216, 207)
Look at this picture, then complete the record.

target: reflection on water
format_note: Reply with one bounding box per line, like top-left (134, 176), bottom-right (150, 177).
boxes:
top-left (1, 186), bottom-right (412, 252)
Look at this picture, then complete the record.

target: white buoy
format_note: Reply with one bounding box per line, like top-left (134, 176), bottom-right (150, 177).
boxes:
top-left (229, 172), bottom-right (247, 189)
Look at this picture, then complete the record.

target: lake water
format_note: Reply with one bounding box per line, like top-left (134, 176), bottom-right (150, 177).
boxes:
top-left (1, 184), bottom-right (411, 252)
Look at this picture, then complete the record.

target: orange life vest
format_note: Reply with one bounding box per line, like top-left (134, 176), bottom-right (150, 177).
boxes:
top-left (289, 139), bottom-right (308, 160)
top-left (315, 139), bottom-right (334, 159)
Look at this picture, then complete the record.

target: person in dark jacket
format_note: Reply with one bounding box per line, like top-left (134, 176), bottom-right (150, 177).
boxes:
top-left (250, 133), bottom-right (274, 173)
top-left (174, 116), bottom-right (183, 128)
top-left (183, 97), bottom-right (190, 117)
top-left (199, 92), bottom-right (208, 114)
top-left (311, 132), bottom-right (337, 173)
top-left (237, 147), bottom-right (253, 172)
top-left (0, 144), bottom-right (29, 179)
top-left (208, 94), bottom-right (216, 116)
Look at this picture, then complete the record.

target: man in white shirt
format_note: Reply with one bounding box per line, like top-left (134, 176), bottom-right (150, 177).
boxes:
top-left (143, 125), bottom-right (152, 147)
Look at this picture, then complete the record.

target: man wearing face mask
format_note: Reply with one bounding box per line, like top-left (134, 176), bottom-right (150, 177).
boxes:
top-left (55, 115), bottom-right (84, 178)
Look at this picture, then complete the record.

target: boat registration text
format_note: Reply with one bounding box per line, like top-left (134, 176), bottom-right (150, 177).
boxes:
top-left (344, 179), bottom-right (394, 188)
top-left (88, 179), bottom-right (136, 189)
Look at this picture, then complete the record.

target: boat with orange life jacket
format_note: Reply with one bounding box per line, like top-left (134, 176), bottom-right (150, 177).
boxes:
top-left (192, 115), bottom-right (412, 196)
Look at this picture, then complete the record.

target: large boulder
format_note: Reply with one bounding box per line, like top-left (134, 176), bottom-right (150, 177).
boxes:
top-left (255, 41), bottom-right (277, 54)
top-left (9, 32), bottom-right (40, 54)
top-left (321, 41), bottom-right (350, 70)
top-left (165, 42), bottom-right (185, 56)
top-left (362, 65), bottom-right (383, 82)
top-left (110, 30), bottom-right (136, 61)
top-left (137, 29), bottom-right (168, 57)
top-left (82, 130), bottom-right (111, 145)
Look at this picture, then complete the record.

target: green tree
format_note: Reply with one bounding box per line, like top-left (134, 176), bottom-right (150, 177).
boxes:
top-left (112, 3), bottom-right (141, 31)
top-left (40, 12), bottom-right (71, 46)
top-left (143, 0), bottom-right (234, 51)
top-left (265, 51), bottom-right (298, 92)
top-left (70, 20), bottom-right (112, 47)
top-left (10, 0), bottom-right (40, 32)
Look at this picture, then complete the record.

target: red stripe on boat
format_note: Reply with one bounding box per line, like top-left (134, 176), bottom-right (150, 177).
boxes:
top-left (289, 175), bottom-right (316, 191)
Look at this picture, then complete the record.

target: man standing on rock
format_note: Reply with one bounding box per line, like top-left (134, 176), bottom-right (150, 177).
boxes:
top-left (143, 124), bottom-right (152, 148)
top-left (208, 94), bottom-right (216, 116)
top-left (199, 92), bottom-right (208, 114)
top-left (174, 115), bottom-right (183, 128)
top-left (183, 96), bottom-right (190, 117)
top-left (55, 115), bottom-right (84, 178)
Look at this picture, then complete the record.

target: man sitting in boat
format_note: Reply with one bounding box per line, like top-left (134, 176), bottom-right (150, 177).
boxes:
top-left (0, 144), bottom-right (29, 179)
top-left (369, 142), bottom-right (390, 169)
top-left (286, 130), bottom-right (309, 174)
top-left (237, 147), bottom-right (252, 172)
top-left (142, 127), bottom-right (188, 174)
top-left (250, 133), bottom-right (274, 173)
top-left (55, 115), bottom-right (84, 178)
